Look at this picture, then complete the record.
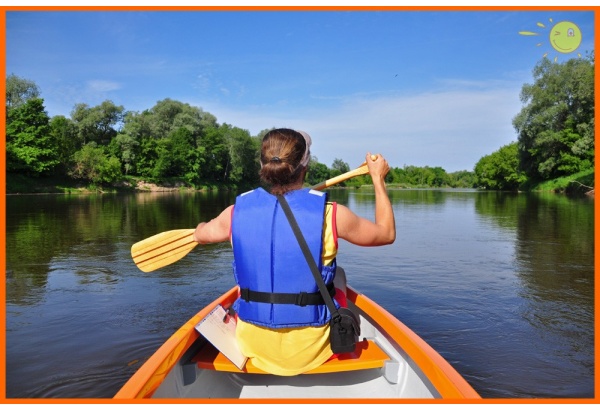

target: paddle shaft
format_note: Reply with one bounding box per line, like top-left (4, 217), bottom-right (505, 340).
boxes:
top-left (310, 162), bottom-right (369, 191)
top-left (132, 157), bottom-right (375, 272)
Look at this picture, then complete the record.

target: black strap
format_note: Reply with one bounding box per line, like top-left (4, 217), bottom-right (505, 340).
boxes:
top-left (240, 282), bottom-right (335, 306)
top-left (277, 194), bottom-right (340, 321)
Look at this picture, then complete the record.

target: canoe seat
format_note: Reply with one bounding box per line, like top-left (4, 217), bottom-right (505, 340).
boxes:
top-left (193, 339), bottom-right (390, 374)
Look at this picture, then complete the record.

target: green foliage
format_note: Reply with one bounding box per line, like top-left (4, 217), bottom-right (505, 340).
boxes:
top-left (4, 75), bottom-right (480, 192)
top-left (136, 136), bottom-right (159, 179)
top-left (6, 73), bottom-right (40, 111)
top-left (322, 158), bottom-right (351, 186)
top-left (474, 142), bottom-right (527, 190)
top-left (306, 159), bottom-right (331, 186)
top-left (13, 67), bottom-right (592, 194)
top-left (108, 133), bottom-right (139, 175)
top-left (49, 115), bottom-right (79, 174)
top-left (513, 54), bottom-right (594, 181)
top-left (527, 168), bottom-right (594, 195)
top-left (6, 98), bottom-right (59, 176)
top-left (198, 125), bottom-right (228, 182)
top-left (99, 156), bottom-right (124, 185)
top-left (330, 158), bottom-right (350, 177)
top-left (223, 125), bottom-right (261, 185)
top-left (71, 100), bottom-right (125, 146)
top-left (386, 165), bottom-right (467, 188)
top-left (154, 127), bottom-right (198, 180)
top-left (70, 142), bottom-right (122, 184)
top-left (448, 170), bottom-right (477, 188)
top-left (148, 98), bottom-right (217, 138)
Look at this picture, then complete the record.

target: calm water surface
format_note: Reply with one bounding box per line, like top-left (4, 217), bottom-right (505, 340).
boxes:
top-left (5, 189), bottom-right (594, 399)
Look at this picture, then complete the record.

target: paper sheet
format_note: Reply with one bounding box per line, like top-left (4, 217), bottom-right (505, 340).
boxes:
top-left (195, 305), bottom-right (248, 370)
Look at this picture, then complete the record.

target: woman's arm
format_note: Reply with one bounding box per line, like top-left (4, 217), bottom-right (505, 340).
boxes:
top-left (193, 205), bottom-right (234, 244)
top-left (336, 153), bottom-right (396, 246)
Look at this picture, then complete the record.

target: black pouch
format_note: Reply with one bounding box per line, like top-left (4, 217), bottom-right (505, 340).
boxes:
top-left (329, 307), bottom-right (361, 354)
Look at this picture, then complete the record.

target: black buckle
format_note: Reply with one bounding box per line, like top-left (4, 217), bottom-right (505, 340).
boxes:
top-left (296, 292), bottom-right (308, 307)
top-left (240, 288), bottom-right (250, 302)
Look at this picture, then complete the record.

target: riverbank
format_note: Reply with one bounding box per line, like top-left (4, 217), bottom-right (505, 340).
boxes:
top-left (522, 169), bottom-right (594, 197)
top-left (6, 171), bottom-right (595, 197)
top-left (5, 174), bottom-right (236, 195)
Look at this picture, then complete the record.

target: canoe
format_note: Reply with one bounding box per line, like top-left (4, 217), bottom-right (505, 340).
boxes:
top-left (114, 285), bottom-right (480, 399)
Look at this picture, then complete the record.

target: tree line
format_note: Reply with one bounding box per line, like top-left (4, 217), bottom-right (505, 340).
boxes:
top-left (6, 53), bottom-right (593, 193)
top-left (6, 88), bottom-right (264, 190)
top-left (474, 53), bottom-right (594, 191)
top-left (5, 76), bottom-right (475, 191)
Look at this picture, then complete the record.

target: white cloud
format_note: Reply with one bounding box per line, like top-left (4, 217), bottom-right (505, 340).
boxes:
top-left (195, 82), bottom-right (524, 172)
top-left (86, 80), bottom-right (121, 92)
top-left (193, 74), bottom-right (212, 92)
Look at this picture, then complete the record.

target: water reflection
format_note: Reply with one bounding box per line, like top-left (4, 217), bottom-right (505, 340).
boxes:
top-left (6, 192), bottom-right (239, 305)
top-left (5, 189), bottom-right (595, 398)
top-left (475, 192), bottom-right (594, 397)
top-left (474, 192), bottom-right (594, 332)
top-left (336, 189), bottom-right (594, 397)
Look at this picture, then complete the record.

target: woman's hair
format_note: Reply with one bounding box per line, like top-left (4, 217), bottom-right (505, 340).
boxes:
top-left (260, 128), bottom-right (310, 195)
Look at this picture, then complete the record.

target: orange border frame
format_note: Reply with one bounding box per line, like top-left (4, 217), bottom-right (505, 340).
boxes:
top-left (1, 4), bottom-right (598, 406)
top-left (1, 6), bottom-right (6, 406)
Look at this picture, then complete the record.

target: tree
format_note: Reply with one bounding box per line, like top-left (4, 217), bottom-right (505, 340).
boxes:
top-left (148, 98), bottom-right (217, 139)
top-left (428, 166), bottom-right (449, 187)
top-left (171, 127), bottom-right (199, 183)
top-left (136, 136), bottom-right (160, 179)
top-left (325, 158), bottom-right (350, 186)
top-left (117, 110), bottom-right (154, 177)
top-left (198, 125), bottom-right (228, 182)
top-left (474, 142), bottom-right (526, 190)
top-left (513, 54), bottom-right (594, 181)
top-left (151, 127), bottom-right (197, 181)
top-left (108, 133), bottom-right (139, 175)
top-left (49, 115), bottom-right (79, 174)
top-left (223, 125), bottom-right (260, 185)
top-left (331, 158), bottom-right (350, 176)
top-left (401, 165), bottom-right (429, 186)
top-left (389, 167), bottom-right (406, 184)
top-left (70, 142), bottom-right (122, 184)
top-left (306, 158), bottom-right (330, 186)
top-left (6, 98), bottom-right (59, 176)
top-left (6, 74), bottom-right (40, 111)
top-left (121, 99), bottom-right (219, 181)
top-left (448, 170), bottom-right (476, 188)
top-left (71, 100), bottom-right (125, 146)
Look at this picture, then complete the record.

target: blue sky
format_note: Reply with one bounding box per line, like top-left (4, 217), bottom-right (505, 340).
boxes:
top-left (6, 9), bottom-right (595, 172)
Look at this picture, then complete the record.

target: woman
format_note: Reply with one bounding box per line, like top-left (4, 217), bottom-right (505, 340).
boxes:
top-left (193, 128), bottom-right (395, 375)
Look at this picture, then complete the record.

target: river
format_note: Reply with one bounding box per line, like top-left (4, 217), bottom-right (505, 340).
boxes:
top-left (4, 189), bottom-right (595, 399)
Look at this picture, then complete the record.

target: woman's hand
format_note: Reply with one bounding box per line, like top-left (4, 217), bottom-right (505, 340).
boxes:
top-left (366, 152), bottom-right (390, 183)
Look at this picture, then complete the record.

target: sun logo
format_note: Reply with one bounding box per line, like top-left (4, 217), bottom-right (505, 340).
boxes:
top-left (519, 18), bottom-right (582, 62)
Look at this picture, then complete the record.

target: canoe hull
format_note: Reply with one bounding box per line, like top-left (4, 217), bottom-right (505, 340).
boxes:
top-left (115, 286), bottom-right (479, 399)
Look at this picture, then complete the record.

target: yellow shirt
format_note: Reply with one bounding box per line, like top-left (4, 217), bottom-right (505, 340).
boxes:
top-left (235, 202), bottom-right (338, 376)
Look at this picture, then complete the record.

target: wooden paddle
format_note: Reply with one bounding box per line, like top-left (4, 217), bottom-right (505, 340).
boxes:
top-left (132, 156), bottom-right (376, 272)
top-left (310, 161), bottom-right (369, 191)
top-left (131, 229), bottom-right (198, 273)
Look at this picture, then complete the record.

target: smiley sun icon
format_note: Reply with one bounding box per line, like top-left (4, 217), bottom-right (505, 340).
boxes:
top-left (519, 18), bottom-right (582, 62)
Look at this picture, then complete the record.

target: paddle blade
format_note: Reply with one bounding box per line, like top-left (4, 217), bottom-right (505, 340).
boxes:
top-left (131, 229), bottom-right (197, 272)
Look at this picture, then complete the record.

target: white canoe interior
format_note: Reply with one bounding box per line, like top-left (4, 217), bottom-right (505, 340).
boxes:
top-left (115, 286), bottom-right (480, 400)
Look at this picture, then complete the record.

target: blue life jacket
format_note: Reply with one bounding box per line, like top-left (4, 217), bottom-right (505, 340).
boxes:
top-left (231, 188), bottom-right (337, 328)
